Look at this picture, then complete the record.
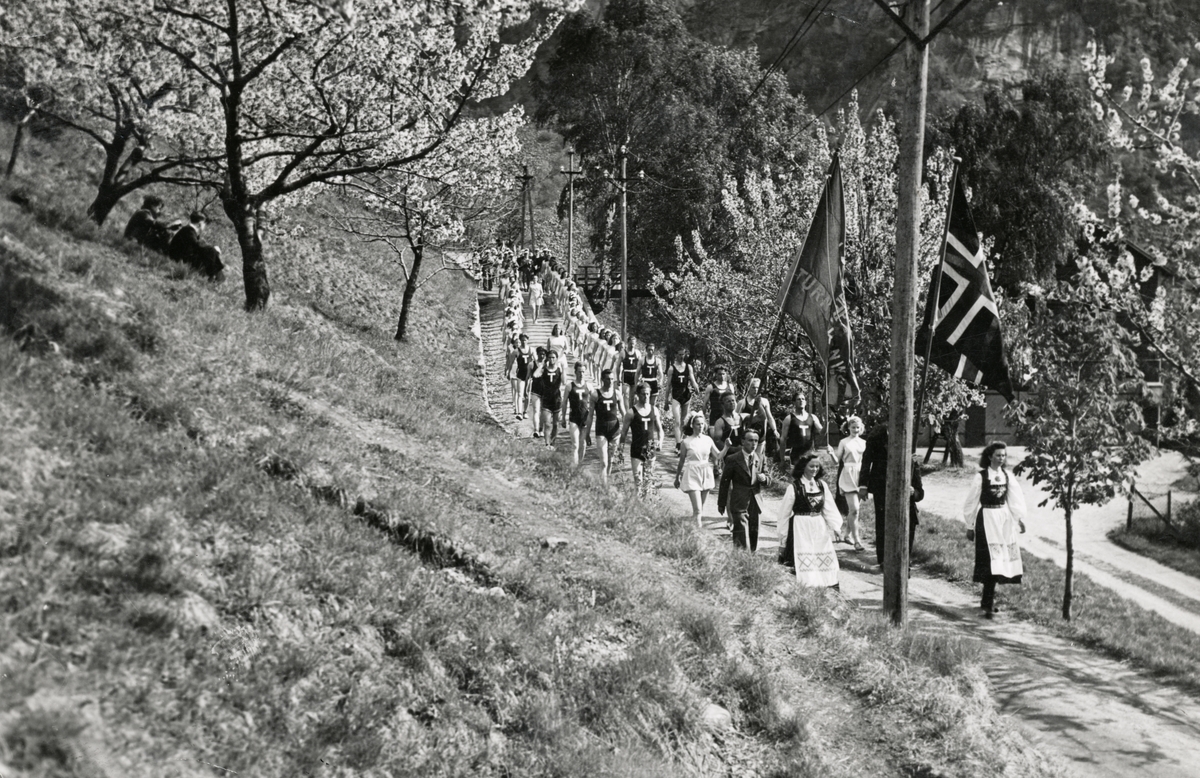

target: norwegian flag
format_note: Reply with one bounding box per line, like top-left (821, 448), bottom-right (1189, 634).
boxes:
top-left (916, 171), bottom-right (1014, 401)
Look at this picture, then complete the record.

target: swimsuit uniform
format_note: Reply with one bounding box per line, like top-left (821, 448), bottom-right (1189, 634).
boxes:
top-left (621, 353), bottom-right (639, 387)
top-left (670, 363), bottom-right (693, 405)
top-left (595, 387), bottom-right (621, 441)
top-left (514, 348), bottom-right (532, 382)
top-left (568, 382), bottom-right (590, 427)
top-left (785, 411), bottom-right (817, 462)
top-left (530, 368), bottom-right (546, 400)
top-left (540, 368), bottom-right (564, 412)
top-left (743, 396), bottom-right (767, 438)
top-left (707, 384), bottom-right (730, 426)
top-left (630, 405), bottom-right (656, 462)
top-left (640, 361), bottom-right (661, 396)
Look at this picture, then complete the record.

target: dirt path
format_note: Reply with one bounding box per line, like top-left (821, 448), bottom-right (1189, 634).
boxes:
top-left (476, 287), bottom-right (1200, 777)
top-left (921, 447), bottom-right (1200, 633)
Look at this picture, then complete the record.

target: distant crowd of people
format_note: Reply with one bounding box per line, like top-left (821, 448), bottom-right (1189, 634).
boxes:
top-left (124, 195), bottom-right (224, 280)
top-left (479, 245), bottom-right (1025, 616)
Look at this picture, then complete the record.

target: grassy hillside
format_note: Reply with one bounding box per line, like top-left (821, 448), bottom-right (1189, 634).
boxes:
top-left (0, 128), bottom-right (1057, 777)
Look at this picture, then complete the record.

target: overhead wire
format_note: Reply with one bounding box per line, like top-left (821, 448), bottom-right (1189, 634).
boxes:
top-left (797, 36), bottom-right (906, 134)
top-left (748, 0), bottom-right (835, 101)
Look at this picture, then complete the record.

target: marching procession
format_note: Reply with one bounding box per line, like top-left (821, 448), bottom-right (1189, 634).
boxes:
top-left (478, 240), bottom-right (1028, 619)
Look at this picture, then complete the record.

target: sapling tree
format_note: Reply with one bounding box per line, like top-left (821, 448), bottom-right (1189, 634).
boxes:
top-left (334, 114), bottom-right (522, 341)
top-left (1007, 271), bottom-right (1153, 620)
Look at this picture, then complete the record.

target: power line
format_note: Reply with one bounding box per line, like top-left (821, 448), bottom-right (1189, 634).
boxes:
top-left (749, 0), bottom-right (834, 101)
top-left (799, 36), bottom-right (905, 134)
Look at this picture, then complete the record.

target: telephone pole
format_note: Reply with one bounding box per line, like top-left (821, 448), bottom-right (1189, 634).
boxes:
top-left (560, 147), bottom-right (584, 281)
top-left (879, 0), bottom-right (928, 628)
top-left (606, 144), bottom-right (641, 343)
top-left (518, 164), bottom-right (534, 258)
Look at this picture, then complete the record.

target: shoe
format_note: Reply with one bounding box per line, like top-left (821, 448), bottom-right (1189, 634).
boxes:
top-left (854, 543), bottom-right (865, 552)
top-left (990, 603), bottom-right (1004, 613)
top-left (533, 431), bottom-right (541, 438)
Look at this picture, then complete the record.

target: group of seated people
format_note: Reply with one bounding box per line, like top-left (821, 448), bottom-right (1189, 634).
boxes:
top-left (124, 195), bottom-right (224, 280)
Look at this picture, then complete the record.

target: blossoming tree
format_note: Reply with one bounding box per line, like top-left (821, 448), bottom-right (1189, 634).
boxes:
top-left (1082, 42), bottom-right (1200, 411)
top-left (653, 94), bottom-right (983, 427)
top-left (4, 0), bottom-right (570, 310)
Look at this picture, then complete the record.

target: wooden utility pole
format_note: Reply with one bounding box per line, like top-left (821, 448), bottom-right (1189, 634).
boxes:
top-left (607, 144), bottom-right (639, 343)
top-left (560, 147), bottom-right (584, 280)
top-left (518, 164), bottom-right (534, 257)
top-left (619, 146), bottom-right (629, 342)
top-left (883, 0), bottom-right (930, 628)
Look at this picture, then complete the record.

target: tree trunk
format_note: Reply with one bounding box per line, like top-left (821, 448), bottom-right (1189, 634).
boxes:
top-left (4, 108), bottom-right (37, 179)
top-left (395, 243), bottom-right (424, 341)
top-left (87, 129), bottom-right (130, 226)
top-left (1063, 485), bottom-right (1075, 621)
top-left (231, 206), bottom-right (269, 311)
top-left (87, 184), bottom-right (125, 227)
top-left (223, 196), bottom-right (269, 309)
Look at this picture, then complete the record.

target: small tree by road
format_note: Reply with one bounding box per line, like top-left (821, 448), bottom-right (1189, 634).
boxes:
top-left (1007, 287), bottom-right (1153, 620)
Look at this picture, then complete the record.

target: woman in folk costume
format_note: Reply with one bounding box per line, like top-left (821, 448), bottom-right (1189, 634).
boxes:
top-left (963, 442), bottom-right (1027, 618)
top-left (777, 454), bottom-right (842, 589)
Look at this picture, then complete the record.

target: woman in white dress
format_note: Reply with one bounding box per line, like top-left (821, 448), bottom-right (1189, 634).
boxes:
top-left (528, 275), bottom-right (544, 322)
top-left (546, 324), bottom-right (569, 374)
top-left (777, 454), bottom-right (842, 588)
top-left (834, 415), bottom-right (866, 550)
top-left (674, 412), bottom-right (719, 527)
top-left (962, 441), bottom-right (1027, 618)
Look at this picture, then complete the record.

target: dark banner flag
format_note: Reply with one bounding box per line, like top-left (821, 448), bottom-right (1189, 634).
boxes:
top-left (829, 293), bottom-right (861, 402)
top-left (778, 155), bottom-right (844, 364)
top-left (916, 170), bottom-right (1014, 401)
top-left (778, 154), bottom-right (859, 398)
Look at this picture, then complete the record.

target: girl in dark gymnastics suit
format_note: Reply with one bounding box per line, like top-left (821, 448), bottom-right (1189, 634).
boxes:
top-left (620, 338), bottom-right (641, 409)
top-left (640, 342), bottom-right (663, 408)
top-left (504, 333), bottom-right (533, 420)
top-left (534, 349), bottom-right (566, 448)
top-left (618, 382), bottom-right (664, 498)
top-left (529, 347), bottom-right (548, 437)
top-left (666, 351), bottom-right (700, 451)
top-left (566, 361), bottom-right (593, 465)
top-left (704, 366), bottom-right (736, 427)
top-left (593, 369), bottom-right (625, 484)
top-left (962, 442), bottom-right (1027, 619)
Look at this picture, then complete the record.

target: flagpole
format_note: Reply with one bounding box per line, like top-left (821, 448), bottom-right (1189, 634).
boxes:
top-left (823, 155), bottom-right (836, 449)
top-left (913, 156), bottom-right (961, 454)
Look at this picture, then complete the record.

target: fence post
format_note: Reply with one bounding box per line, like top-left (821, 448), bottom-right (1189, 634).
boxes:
top-left (1127, 479), bottom-right (1134, 531)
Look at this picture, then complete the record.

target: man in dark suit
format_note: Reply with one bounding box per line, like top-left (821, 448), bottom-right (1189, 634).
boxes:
top-left (718, 430), bottom-right (772, 552)
top-left (168, 211), bottom-right (225, 280)
top-left (859, 424), bottom-right (923, 569)
top-left (124, 195), bottom-right (173, 253)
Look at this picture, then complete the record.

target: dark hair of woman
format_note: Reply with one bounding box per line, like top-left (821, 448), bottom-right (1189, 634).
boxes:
top-left (792, 453), bottom-right (826, 482)
top-left (979, 441), bottom-right (1008, 469)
